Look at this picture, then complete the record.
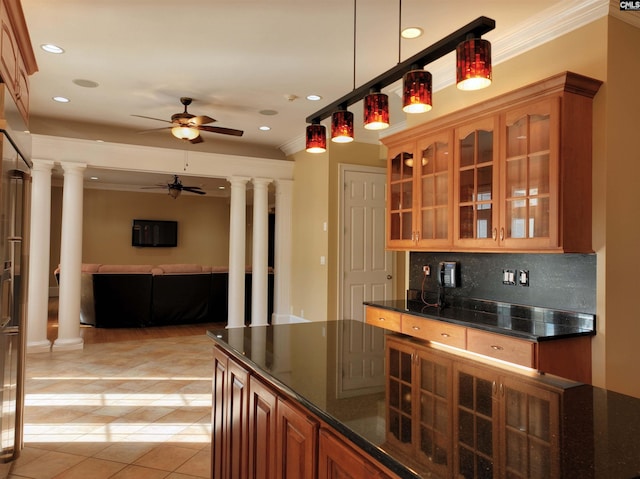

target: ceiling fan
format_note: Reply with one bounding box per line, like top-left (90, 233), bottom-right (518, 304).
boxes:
top-left (142, 175), bottom-right (206, 199)
top-left (133, 97), bottom-right (244, 144)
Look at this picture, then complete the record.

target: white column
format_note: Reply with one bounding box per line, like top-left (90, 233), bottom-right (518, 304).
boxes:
top-left (272, 179), bottom-right (293, 324)
top-left (227, 176), bottom-right (249, 329)
top-left (53, 162), bottom-right (86, 351)
top-left (250, 177), bottom-right (272, 326)
top-left (26, 160), bottom-right (55, 353)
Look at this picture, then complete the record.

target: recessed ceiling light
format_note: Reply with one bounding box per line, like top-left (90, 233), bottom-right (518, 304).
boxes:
top-left (401, 27), bottom-right (423, 39)
top-left (259, 109), bottom-right (278, 116)
top-left (90, 176), bottom-right (99, 180)
top-left (259, 125), bottom-right (271, 131)
top-left (52, 96), bottom-right (70, 103)
top-left (306, 94), bottom-right (322, 101)
top-left (73, 79), bottom-right (99, 88)
top-left (218, 186), bottom-right (226, 190)
top-left (41, 43), bottom-right (64, 54)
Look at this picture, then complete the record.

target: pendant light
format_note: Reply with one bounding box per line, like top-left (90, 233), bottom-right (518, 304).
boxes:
top-left (402, 69), bottom-right (432, 113)
top-left (331, 109), bottom-right (354, 143)
top-left (363, 90), bottom-right (389, 130)
top-left (305, 122), bottom-right (326, 153)
top-left (456, 37), bottom-right (492, 91)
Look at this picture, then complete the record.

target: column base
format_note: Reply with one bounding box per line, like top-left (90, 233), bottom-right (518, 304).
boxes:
top-left (52, 337), bottom-right (84, 351)
top-left (26, 340), bottom-right (52, 354)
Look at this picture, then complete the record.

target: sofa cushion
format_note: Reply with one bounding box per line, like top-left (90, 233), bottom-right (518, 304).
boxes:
top-left (97, 264), bottom-right (154, 273)
top-left (156, 263), bottom-right (203, 274)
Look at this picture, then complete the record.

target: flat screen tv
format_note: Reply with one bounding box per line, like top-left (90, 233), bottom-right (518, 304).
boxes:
top-left (132, 219), bottom-right (178, 247)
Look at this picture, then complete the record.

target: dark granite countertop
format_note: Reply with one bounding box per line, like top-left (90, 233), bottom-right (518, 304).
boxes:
top-left (208, 320), bottom-right (640, 479)
top-left (364, 298), bottom-right (595, 341)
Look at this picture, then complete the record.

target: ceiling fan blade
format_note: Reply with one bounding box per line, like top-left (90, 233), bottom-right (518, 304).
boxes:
top-left (140, 185), bottom-right (168, 190)
top-left (189, 135), bottom-right (204, 144)
top-left (199, 125), bottom-right (244, 137)
top-left (189, 115), bottom-right (216, 126)
top-left (182, 187), bottom-right (206, 195)
top-left (132, 114), bottom-right (173, 124)
top-left (136, 126), bottom-right (173, 134)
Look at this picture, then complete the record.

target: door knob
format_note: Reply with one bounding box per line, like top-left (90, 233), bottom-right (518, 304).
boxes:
top-left (386, 275), bottom-right (393, 280)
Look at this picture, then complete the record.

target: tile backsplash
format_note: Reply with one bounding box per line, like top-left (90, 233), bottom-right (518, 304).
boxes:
top-left (409, 252), bottom-right (596, 314)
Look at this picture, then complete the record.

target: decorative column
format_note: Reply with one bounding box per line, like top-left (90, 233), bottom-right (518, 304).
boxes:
top-left (250, 177), bottom-right (272, 326)
top-left (25, 160), bottom-right (55, 353)
top-left (227, 176), bottom-right (249, 329)
top-left (272, 179), bottom-right (293, 324)
top-left (53, 162), bottom-right (86, 351)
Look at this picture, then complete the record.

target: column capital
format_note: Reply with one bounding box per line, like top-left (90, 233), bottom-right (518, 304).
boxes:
top-left (226, 176), bottom-right (250, 187)
top-left (60, 162), bottom-right (87, 176)
top-left (252, 177), bottom-right (273, 188)
top-left (31, 159), bottom-right (55, 172)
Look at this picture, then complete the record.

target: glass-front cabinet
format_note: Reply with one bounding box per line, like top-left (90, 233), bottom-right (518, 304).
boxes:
top-left (454, 117), bottom-right (498, 249)
top-left (382, 72), bottom-right (602, 253)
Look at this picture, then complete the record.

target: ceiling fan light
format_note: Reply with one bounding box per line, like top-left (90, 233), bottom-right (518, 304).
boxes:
top-left (363, 92), bottom-right (389, 130)
top-left (168, 188), bottom-right (181, 199)
top-left (171, 125), bottom-right (200, 141)
top-left (305, 123), bottom-right (326, 153)
top-left (456, 38), bottom-right (492, 91)
top-left (331, 110), bottom-right (354, 143)
top-left (402, 70), bottom-right (433, 114)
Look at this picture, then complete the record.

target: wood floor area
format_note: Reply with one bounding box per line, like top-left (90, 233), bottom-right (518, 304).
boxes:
top-left (46, 297), bottom-right (227, 344)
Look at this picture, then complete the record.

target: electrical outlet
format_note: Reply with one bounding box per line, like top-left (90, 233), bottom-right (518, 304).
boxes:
top-left (423, 265), bottom-right (431, 276)
top-left (519, 270), bottom-right (529, 286)
top-left (502, 269), bottom-right (516, 285)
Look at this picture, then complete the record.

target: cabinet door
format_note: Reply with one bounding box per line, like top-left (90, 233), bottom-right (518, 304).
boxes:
top-left (227, 358), bottom-right (250, 479)
top-left (276, 399), bottom-right (318, 479)
top-left (500, 377), bottom-right (560, 479)
top-left (414, 347), bottom-right (453, 478)
top-left (248, 376), bottom-right (278, 479)
top-left (415, 130), bottom-right (453, 248)
top-left (454, 116), bottom-right (499, 249)
top-left (387, 143), bottom-right (417, 248)
top-left (386, 339), bottom-right (415, 453)
top-left (454, 362), bottom-right (498, 479)
top-left (212, 347), bottom-right (228, 479)
top-left (500, 98), bottom-right (560, 250)
top-left (318, 428), bottom-right (369, 479)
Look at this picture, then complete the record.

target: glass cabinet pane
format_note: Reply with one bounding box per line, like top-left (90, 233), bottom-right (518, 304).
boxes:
top-left (419, 139), bottom-right (449, 242)
top-left (529, 113), bottom-right (550, 153)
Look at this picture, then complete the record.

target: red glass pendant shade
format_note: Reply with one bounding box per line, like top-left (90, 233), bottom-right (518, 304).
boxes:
top-left (305, 123), bottom-right (326, 153)
top-left (402, 70), bottom-right (432, 113)
top-left (331, 110), bottom-right (354, 143)
top-left (363, 92), bottom-right (389, 130)
top-left (456, 38), bottom-right (492, 91)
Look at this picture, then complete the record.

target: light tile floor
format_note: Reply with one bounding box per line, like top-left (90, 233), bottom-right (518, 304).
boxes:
top-left (10, 334), bottom-right (213, 479)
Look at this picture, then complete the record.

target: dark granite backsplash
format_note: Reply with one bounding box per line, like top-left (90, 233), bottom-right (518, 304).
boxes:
top-left (409, 252), bottom-right (596, 314)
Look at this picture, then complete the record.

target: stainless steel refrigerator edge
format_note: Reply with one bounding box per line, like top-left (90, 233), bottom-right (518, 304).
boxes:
top-left (0, 85), bottom-right (32, 478)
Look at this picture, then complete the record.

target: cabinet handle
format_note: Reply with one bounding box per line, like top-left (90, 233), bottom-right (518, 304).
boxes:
top-left (440, 333), bottom-right (450, 338)
top-left (492, 381), bottom-right (497, 394)
top-left (377, 317), bottom-right (386, 322)
top-left (499, 383), bottom-right (504, 397)
top-left (415, 231), bottom-right (420, 242)
top-left (500, 227), bottom-right (505, 241)
top-left (492, 228), bottom-right (497, 241)
top-left (412, 326), bottom-right (420, 331)
top-left (491, 345), bottom-right (504, 351)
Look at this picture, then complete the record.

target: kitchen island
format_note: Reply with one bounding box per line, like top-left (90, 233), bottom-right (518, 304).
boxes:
top-left (208, 320), bottom-right (640, 479)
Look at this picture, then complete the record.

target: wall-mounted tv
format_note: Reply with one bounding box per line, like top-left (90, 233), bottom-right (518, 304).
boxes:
top-left (132, 219), bottom-right (178, 247)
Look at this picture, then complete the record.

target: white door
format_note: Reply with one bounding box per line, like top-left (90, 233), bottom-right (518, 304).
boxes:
top-left (338, 165), bottom-right (392, 397)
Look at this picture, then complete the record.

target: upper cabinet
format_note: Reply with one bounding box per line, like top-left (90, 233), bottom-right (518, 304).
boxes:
top-left (382, 72), bottom-right (602, 253)
top-left (0, 0), bottom-right (38, 123)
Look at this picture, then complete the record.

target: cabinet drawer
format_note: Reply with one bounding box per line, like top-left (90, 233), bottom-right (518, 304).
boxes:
top-left (401, 314), bottom-right (466, 349)
top-left (365, 307), bottom-right (401, 332)
top-left (466, 329), bottom-right (535, 368)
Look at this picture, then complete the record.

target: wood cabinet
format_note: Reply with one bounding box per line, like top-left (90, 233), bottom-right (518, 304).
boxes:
top-left (0, 0), bottom-right (36, 123)
top-left (386, 337), bottom-right (454, 478)
top-left (248, 376), bottom-right (277, 479)
top-left (212, 346), bottom-right (250, 479)
top-left (382, 72), bottom-right (602, 253)
top-left (276, 399), bottom-right (318, 479)
top-left (364, 305), bottom-right (592, 383)
top-left (319, 428), bottom-right (392, 479)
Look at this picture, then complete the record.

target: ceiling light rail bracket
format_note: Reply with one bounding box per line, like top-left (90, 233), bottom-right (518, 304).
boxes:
top-left (305, 16), bottom-right (495, 125)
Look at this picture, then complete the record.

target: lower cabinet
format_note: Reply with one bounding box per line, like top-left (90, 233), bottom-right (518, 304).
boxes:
top-left (214, 345), bottom-right (395, 479)
top-left (385, 336), bottom-right (593, 479)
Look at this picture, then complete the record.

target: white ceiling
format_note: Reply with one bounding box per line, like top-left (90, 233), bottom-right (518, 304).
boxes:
top-left (21, 0), bottom-right (582, 193)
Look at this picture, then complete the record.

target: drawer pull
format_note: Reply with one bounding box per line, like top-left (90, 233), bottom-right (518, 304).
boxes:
top-left (440, 333), bottom-right (450, 338)
top-left (378, 317), bottom-right (386, 321)
top-left (491, 345), bottom-right (504, 351)
top-left (412, 326), bottom-right (420, 331)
